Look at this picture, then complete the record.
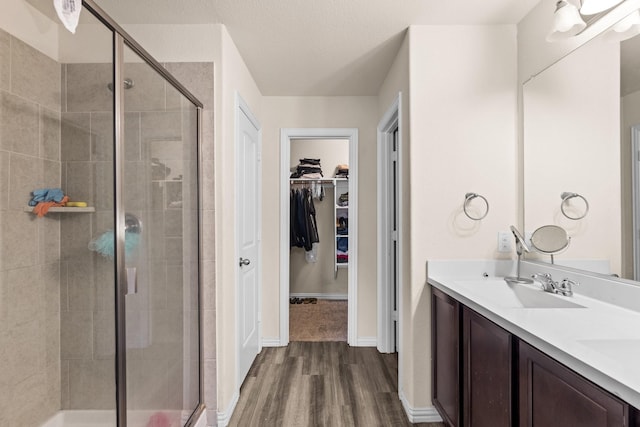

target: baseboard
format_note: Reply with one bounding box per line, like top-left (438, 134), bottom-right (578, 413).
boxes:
top-left (354, 337), bottom-right (377, 347)
top-left (262, 337), bottom-right (283, 347)
top-left (399, 391), bottom-right (443, 423)
top-left (216, 390), bottom-right (239, 427)
top-left (289, 292), bottom-right (348, 300)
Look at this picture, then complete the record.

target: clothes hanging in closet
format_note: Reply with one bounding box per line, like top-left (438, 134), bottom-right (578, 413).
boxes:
top-left (290, 187), bottom-right (319, 251)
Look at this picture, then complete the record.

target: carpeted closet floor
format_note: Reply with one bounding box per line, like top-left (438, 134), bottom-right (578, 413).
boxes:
top-left (290, 299), bottom-right (348, 342)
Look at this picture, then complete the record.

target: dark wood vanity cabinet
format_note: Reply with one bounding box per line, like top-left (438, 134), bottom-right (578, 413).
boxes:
top-left (432, 287), bottom-right (461, 427)
top-left (432, 289), bottom-right (512, 427)
top-left (519, 341), bottom-right (628, 427)
top-left (463, 306), bottom-right (513, 427)
top-left (432, 286), bottom-right (634, 427)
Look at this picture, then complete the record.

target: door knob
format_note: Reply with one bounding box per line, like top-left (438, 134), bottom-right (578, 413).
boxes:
top-left (239, 257), bottom-right (251, 267)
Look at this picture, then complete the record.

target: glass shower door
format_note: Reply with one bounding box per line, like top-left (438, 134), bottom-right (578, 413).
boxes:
top-left (121, 44), bottom-right (200, 427)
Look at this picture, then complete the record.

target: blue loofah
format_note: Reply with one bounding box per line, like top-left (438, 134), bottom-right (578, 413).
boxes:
top-left (88, 230), bottom-right (140, 260)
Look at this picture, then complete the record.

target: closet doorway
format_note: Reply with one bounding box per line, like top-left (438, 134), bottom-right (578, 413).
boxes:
top-left (279, 129), bottom-right (358, 346)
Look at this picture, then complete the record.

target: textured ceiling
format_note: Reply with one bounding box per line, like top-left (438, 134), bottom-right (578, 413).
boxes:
top-left (27, 0), bottom-right (540, 95)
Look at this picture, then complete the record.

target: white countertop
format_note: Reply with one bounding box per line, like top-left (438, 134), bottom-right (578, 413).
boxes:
top-left (427, 260), bottom-right (640, 409)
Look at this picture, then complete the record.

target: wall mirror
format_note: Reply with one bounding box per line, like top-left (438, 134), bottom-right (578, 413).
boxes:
top-left (523, 9), bottom-right (640, 281)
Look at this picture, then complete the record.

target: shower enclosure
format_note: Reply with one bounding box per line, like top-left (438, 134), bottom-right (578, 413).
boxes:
top-left (0, 1), bottom-right (203, 426)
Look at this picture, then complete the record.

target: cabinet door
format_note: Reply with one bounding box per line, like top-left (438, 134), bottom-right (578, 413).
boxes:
top-left (519, 341), bottom-right (628, 427)
top-left (432, 287), bottom-right (461, 426)
top-left (463, 307), bottom-right (512, 427)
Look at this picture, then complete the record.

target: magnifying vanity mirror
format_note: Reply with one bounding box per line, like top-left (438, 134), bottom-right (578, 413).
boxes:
top-left (530, 225), bottom-right (571, 264)
top-left (523, 7), bottom-right (640, 282)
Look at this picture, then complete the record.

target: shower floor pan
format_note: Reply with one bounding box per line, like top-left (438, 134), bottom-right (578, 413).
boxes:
top-left (41, 409), bottom-right (205, 427)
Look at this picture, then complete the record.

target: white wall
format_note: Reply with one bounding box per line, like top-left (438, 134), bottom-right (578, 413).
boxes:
top-left (523, 38), bottom-right (621, 274)
top-left (260, 96), bottom-right (379, 341)
top-left (407, 24), bottom-right (518, 409)
top-left (215, 26), bottom-right (263, 420)
top-left (0, 0), bottom-right (59, 60)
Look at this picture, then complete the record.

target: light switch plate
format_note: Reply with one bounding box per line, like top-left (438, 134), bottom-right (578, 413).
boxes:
top-left (498, 231), bottom-right (512, 253)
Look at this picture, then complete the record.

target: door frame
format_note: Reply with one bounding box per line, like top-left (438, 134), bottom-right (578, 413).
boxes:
top-left (235, 92), bottom-right (263, 388)
top-left (279, 128), bottom-right (359, 346)
top-left (377, 93), bottom-right (404, 381)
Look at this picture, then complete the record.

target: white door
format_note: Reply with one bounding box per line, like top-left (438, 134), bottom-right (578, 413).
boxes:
top-left (237, 97), bottom-right (261, 384)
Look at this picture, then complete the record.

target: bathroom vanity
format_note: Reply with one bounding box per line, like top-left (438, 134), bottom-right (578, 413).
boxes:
top-left (428, 260), bottom-right (640, 427)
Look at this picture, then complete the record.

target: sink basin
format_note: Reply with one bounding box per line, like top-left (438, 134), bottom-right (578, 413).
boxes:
top-left (454, 279), bottom-right (585, 309)
top-left (501, 284), bottom-right (586, 309)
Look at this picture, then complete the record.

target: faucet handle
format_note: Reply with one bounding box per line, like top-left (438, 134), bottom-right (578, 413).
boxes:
top-left (559, 278), bottom-right (579, 288)
top-left (558, 278), bottom-right (579, 296)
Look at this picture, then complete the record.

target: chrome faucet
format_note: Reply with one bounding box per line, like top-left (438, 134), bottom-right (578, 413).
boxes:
top-left (531, 273), bottom-right (578, 297)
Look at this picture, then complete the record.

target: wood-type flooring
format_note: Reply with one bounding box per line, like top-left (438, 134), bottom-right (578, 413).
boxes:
top-left (228, 341), bottom-right (445, 426)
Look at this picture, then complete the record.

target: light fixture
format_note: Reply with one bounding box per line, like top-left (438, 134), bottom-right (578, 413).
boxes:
top-left (580, 0), bottom-right (624, 15)
top-left (602, 9), bottom-right (640, 41)
top-left (547, 0), bottom-right (587, 42)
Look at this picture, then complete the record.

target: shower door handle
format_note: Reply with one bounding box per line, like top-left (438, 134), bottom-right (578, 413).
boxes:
top-left (126, 267), bottom-right (137, 295)
top-left (239, 257), bottom-right (251, 267)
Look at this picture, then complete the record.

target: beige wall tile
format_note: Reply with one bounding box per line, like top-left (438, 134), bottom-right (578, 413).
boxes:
top-left (0, 92), bottom-right (39, 156)
top-left (10, 372), bottom-right (52, 427)
top-left (40, 106), bottom-right (61, 161)
top-left (0, 151), bottom-right (8, 211)
top-left (8, 319), bottom-right (45, 385)
top-left (60, 310), bottom-right (93, 359)
top-left (127, 358), bottom-right (170, 409)
top-left (203, 309), bottom-right (216, 360)
top-left (38, 214), bottom-right (61, 264)
top-left (44, 311), bottom-right (60, 369)
top-left (60, 214), bottom-right (92, 260)
top-left (63, 161), bottom-right (94, 208)
top-left (6, 265), bottom-right (43, 327)
top-left (61, 360), bottom-right (70, 408)
top-left (141, 111), bottom-right (182, 142)
top-left (0, 30), bottom-right (9, 92)
top-left (94, 161), bottom-right (114, 211)
top-left (164, 62), bottom-right (214, 110)
top-left (93, 309), bottom-right (115, 360)
top-left (123, 62), bottom-right (166, 112)
top-left (0, 271), bottom-right (6, 332)
top-left (124, 161), bottom-right (146, 211)
top-left (164, 209), bottom-right (182, 236)
top-left (10, 36), bottom-right (60, 111)
top-left (93, 256), bottom-right (115, 311)
top-left (203, 359), bottom-right (217, 412)
top-left (67, 359), bottom-right (116, 409)
top-left (166, 264), bottom-right (183, 311)
top-left (66, 255), bottom-right (95, 311)
top-left (201, 259), bottom-right (215, 310)
top-left (149, 261), bottom-right (168, 310)
top-left (9, 152), bottom-right (40, 207)
top-left (0, 210), bottom-right (38, 270)
top-left (90, 112), bottom-right (144, 162)
top-left (65, 63), bottom-right (112, 113)
top-left (61, 112), bottom-right (91, 161)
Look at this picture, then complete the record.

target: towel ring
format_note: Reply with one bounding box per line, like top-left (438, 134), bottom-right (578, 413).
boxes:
top-left (560, 192), bottom-right (589, 220)
top-left (463, 193), bottom-right (489, 220)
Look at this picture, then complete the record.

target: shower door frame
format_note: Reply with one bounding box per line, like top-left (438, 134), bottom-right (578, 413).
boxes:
top-left (81, 1), bottom-right (205, 426)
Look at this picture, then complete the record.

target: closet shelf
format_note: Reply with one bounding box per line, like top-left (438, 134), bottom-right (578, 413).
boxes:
top-left (24, 206), bottom-right (96, 213)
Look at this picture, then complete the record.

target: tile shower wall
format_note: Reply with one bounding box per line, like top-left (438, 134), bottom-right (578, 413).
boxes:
top-left (164, 62), bottom-right (216, 424)
top-left (60, 60), bottom-right (216, 416)
top-left (0, 29), bottom-right (62, 426)
top-left (0, 22), bottom-right (216, 424)
top-left (59, 61), bottom-right (116, 410)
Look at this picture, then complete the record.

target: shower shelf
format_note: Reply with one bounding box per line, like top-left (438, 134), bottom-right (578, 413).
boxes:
top-left (23, 206), bottom-right (96, 213)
